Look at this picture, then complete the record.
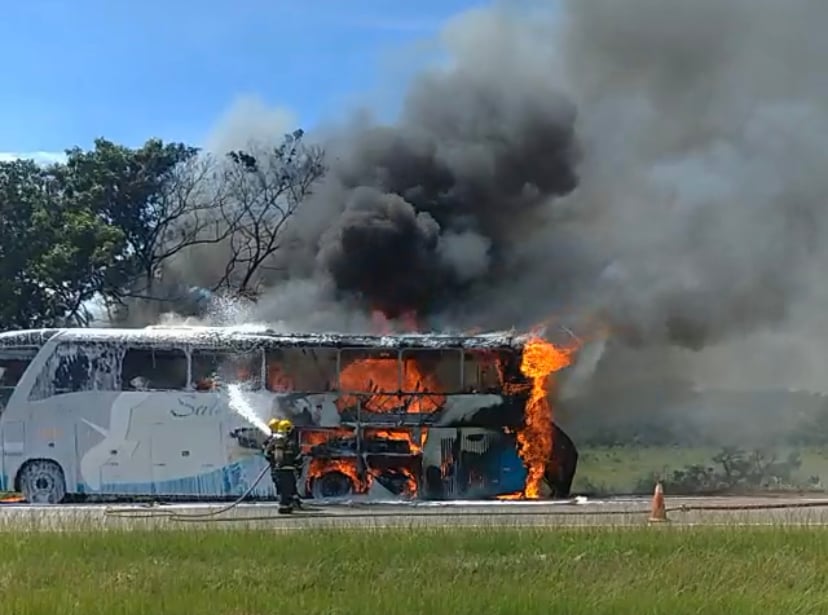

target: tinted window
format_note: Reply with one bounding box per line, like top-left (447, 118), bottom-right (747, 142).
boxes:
top-left (191, 349), bottom-right (262, 390)
top-left (121, 348), bottom-right (187, 391)
top-left (265, 347), bottom-right (338, 392)
top-left (0, 349), bottom-right (36, 388)
top-left (0, 348), bottom-right (38, 410)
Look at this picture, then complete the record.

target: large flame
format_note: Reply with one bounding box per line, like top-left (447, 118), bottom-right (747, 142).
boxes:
top-left (307, 456), bottom-right (419, 498)
top-left (337, 356), bottom-right (445, 413)
top-left (363, 428), bottom-right (424, 454)
top-left (299, 427), bottom-right (354, 453)
top-left (305, 427), bottom-right (424, 498)
top-left (308, 458), bottom-right (364, 491)
top-left (263, 324), bottom-right (578, 501)
top-left (516, 336), bottom-right (576, 499)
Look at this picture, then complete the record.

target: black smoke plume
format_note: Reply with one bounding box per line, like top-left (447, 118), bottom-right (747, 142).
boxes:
top-left (164, 0), bottom-right (828, 389)
top-left (313, 71), bottom-right (579, 319)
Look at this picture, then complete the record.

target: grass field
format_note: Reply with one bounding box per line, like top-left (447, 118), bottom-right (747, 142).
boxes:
top-left (573, 445), bottom-right (828, 493)
top-left (2, 525), bottom-right (828, 615)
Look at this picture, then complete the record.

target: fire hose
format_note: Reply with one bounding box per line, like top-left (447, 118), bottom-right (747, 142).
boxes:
top-left (102, 482), bottom-right (828, 524)
top-left (103, 463), bottom-right (272, 522)
top-left (162, 500), bottom-right (828, 523)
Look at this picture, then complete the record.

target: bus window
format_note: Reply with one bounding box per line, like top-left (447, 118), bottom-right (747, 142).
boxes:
top-left (54, 349), bottom-right (91, 394)
top-left (121, 348), bottom-right (187, 391)
top-left (0, 347), bottom-right (38, 410)
top-left (338, 348), bottom-right (400, 393)
top-left (462, 351), bottom-right (504, 393)
top-left (29, 343), bottom-right (120, 400)
top-left (191, 349), bottom-right (262, 390)
top-left (400, 349), bottom-right (462, 394)
top-left (265, 347), bottom-right (337, 393)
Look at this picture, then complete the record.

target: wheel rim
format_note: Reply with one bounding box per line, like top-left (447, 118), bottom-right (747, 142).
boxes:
top-left (22, 462), bottom-right (64, 504)
top-left (27, 474), bottom-right (55, 503)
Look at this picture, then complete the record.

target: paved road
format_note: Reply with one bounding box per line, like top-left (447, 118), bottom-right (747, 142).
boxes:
top-left (4, 495), bottom-right (828, 531)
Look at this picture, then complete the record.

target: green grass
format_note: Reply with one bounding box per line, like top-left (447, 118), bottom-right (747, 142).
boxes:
top-left (573, 445), bottom-right (828, 493)
top-left (2, 525), bottom-right (828, 614)
top-left (574, 446), bottom-right (719, 492)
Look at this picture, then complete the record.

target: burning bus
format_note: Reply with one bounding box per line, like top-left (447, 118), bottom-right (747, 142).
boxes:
top-left (0, 326), bottom-right (578, 503)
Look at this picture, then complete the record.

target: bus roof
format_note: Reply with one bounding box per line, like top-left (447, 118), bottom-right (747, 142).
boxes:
top-left (0, 329), bottom-right (61, 348)
top-left (0, 326), bottom-right (534, 351)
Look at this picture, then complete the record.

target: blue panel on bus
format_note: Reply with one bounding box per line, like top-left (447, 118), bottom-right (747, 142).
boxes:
top-left (496, 447), bottom-right (527, 493)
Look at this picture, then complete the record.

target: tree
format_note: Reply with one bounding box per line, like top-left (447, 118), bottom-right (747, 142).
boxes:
top-left (61, 138), bottom-right (234, 305)
top-left (213, 129), bottom-right (326, 299)
top-left (0, 159), bottom-right (123, 328)
top-left (0, 129), bottom-right (325, 329)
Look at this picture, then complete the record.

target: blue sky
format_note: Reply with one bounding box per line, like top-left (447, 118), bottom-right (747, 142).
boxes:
top-left (0, 0), bottom-right (490, 157)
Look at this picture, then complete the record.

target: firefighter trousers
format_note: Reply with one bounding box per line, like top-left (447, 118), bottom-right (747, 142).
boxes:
top-left (273, 467), bottom-right (299, 510)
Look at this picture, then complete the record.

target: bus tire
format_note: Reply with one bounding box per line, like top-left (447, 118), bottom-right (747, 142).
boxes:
top-left (17, 460), bottom-right (67, 504)
top-left (310, 471), bottom-right (355, 500)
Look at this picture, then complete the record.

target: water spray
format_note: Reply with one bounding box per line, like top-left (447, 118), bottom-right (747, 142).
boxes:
top-left (226, 383), bottom-right (272, 436)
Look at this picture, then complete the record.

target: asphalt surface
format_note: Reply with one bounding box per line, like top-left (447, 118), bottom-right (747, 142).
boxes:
top-left (4, 495), bottom-right (828, 531)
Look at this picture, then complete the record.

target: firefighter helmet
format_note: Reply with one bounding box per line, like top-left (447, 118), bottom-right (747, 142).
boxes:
top-left (268, 418), bottom-right (293, 434)
top-left (276, 419), bottom-right (294, 433)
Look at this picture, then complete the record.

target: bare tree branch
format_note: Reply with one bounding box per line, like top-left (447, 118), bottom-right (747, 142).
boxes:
top-left (113, 151), bottom-right (246, 302)
top-left (212, 130), bottom-right (326, 299)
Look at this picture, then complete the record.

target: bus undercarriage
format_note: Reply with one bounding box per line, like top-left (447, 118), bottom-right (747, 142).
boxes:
top-left (231, 420), bottom-right (578, 501)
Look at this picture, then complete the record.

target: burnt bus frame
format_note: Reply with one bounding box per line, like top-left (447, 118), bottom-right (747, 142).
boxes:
top-left (0, 328), bottom-right (575, 500)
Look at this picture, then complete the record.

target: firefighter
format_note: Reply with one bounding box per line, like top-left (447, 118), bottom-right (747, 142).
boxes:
top-left (263, 418), bottom-right (303, 514)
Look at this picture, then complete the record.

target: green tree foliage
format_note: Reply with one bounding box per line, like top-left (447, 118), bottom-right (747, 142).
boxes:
top-left (0, 160), bottom-right (123, 328)
top-left (0, 130), bottom-right (326, 330)
top-left (61, 138), bottom-right (229, 301)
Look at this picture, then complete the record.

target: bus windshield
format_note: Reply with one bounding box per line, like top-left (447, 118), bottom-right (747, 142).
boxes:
top-left (0, 347), bottom-right (38, 413)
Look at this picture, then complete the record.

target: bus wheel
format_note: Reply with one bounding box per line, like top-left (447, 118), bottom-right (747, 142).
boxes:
top-left (311, 471), bottom-right (354, 499)
top-left (18, 460), bottom-right (67, 504)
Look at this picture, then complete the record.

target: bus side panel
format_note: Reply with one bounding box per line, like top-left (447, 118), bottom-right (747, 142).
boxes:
top-left (0, 337), bottom-right (58, 492)
top-left (0, 420), bottom-right (25, 491)
top-left (220, 389), bottom-right (277, 499)
top-left (76, 391), bottom-right (180, 497)
top-left (72, 390), bottom-right (274, 499)
top-left (26, 392), bottom-right (121, 496)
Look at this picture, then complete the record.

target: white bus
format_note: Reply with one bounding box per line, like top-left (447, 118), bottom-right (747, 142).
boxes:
top-left (0, 326), bottom-right (578, 504)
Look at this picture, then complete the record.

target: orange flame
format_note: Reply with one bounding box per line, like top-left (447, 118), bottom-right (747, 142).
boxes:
top-left (299, 428), bottom-right (354, 453)
top-left (367, 466), bottom-right (419, 497)
top-left (337, 356), bottom-right (445, 413)
top-left (308, 458), bottom-right (364, 491)
top-left (266, 364), bottom-right (294, 392)
top-left (363, 428), bottom-right (423, 454)
top-left (307, 455), bottom-right (420, 498)
top-left (516, 336), bottom-right (576, 499)
top-left (495, 491), bottom-right (525, 500)
top-left (304, 426), bottom-right (426, 497)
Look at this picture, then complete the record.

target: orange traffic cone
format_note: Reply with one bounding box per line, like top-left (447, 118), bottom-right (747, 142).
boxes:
top-left (648, 482), bottom-right (668, 522)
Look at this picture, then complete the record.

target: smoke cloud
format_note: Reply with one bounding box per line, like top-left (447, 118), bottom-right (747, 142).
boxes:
top-left (156, 0), bottom-right (828, 404)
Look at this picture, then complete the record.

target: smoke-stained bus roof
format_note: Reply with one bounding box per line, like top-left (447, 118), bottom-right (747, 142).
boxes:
top-left (0, 326), bottom-right (535, 351)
